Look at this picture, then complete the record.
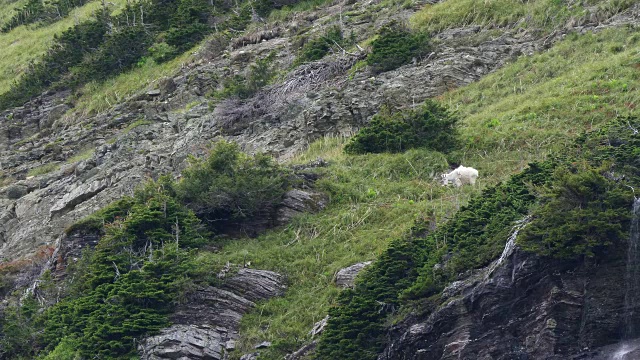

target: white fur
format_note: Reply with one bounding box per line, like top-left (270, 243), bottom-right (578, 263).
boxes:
top-left (440, 166), bottom-right (479, 187)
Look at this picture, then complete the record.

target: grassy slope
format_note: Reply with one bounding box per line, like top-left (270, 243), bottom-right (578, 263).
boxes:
top-left (69, 50), bottom-right (196, 116)
top-left (411, 0), bottom-right (636, 33)
top-left (197, 142), bottom-right (478, 357)
top-left (0, 0), bottom-right (199, 118)
top-left (0, 0), bottom-right (26, 25)
top-left (0, 0), bottom-right (128, 95)
top-left (203, 25), bottom-right (640, 359)
top-left (446, 28), bottom-right (640, 161)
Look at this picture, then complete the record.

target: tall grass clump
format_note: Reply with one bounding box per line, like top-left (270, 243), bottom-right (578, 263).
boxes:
top-left (294, 25), bottom-right (351, 65)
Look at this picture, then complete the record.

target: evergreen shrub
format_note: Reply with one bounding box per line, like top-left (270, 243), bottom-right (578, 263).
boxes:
top-left (214, 53), bottom-right (276, 99)
top-left (344, 100), bottom-right (459, 154)
top-left (1, 0), bottom-right (91, 32)
top-left (519, 165), bottom-right (633, 258)
top-left (366, 21), bottom-right (430, 74)
top-left (175, 140), bottom-right (291, 227)
top-left (42, 183), bottom-right (203, 358)
top-left (295, 25), bottom-right (346, 65)
top-left (316, 162), bottom-right (554, 360)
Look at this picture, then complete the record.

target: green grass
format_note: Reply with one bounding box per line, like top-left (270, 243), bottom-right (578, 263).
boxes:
top-left (0, 0), bottom-right (128, 95)
top-left (201, 26), bottom-right (640, 359)
top-left (196, 142), bottom-right (486, 358)
top-left (267, 0), bottom-right (333, 23)
top-left (123, 119), bottom-right (152, 132)
top-left (444, 27), bottom-right (640, 158)
top-left (411, 0), bottom-right (636, 34)
top-left (66, 147), bottom-right (94, 164)
top-left (68, 50), bottom-right (195, 117)
top-left (0, 170), bottom-right (14, 187)
top-left (0, 0), bottom-right (27, 25)
top-left (27, 162), bottom-right (60, 177)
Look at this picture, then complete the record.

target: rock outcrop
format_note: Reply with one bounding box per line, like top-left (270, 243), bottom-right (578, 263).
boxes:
top-left (139, 268), bottom-right (286, 360)
top-left (140, 325), bottom-right (226, 360)
top-left (379, 227), bottom-right (633, 360)
top-left (277, 188), bottom-right (327, 225)
top-left (335, 261), bottom-right (372, 288)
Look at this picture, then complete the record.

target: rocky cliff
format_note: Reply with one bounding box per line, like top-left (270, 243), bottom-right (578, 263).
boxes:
top-left (380, 215), bottom-right (639, 360)
top-left (140, 269), bottom-right (286, 360)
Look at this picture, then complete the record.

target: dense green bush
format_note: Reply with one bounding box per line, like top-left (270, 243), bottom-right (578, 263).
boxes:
top-left (517, 116), bottom-right (640, 259)
top-left (0, 297), bottom-right (42, 359)
top-left (41, 337), bottom-right (81, 360)
top-left (165, 0), bottom-right (212, 52)
top-left (294, 25), bottom-right (347, 65)
top-left (64, 197), bottom-right (136, 235)
top-left (519, 165), bottom-right (633, 258)
top-left (403, 162), bottom-right (554, 299)
top-left (318, 117), bottom-right (640, 360)
top-left (0, 0), bottom-right (94, 32)
top-left (366, 22), bottom-right (430, 74)
top-left (69, 24), bottom-right (154, 85)
top-left (316, 227), bottom-right (428, 360)
top-left (176, 140), bottom-right (291, 227)
top-left (1, 0), bottom-right (45, 32)
top-left (0, 15), bottom-right (109, 110)
top-left (344, 100), bottom-right (459, 154)
top-left (1, 0), bottom-right (93, 32)
top-left (21, 142), bottom-right (291, 358)
top-left (42, 183), bottom-right (203, 358)
top-left (5, 185), bottom-right (27, 199)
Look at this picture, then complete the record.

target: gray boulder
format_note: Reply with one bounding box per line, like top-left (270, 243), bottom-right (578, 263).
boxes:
top-left (140, 269), bottom-right (286, 360)
top-left (335, 261), bottom-right (372, 288)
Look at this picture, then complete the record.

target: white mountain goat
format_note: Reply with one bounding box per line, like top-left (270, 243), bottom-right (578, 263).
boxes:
top-left (440, 166), bottom-right (479, 187)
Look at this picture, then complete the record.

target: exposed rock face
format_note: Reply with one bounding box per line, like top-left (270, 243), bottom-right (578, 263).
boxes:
top-left (285, 341), bottom-right (318, 360)
top-left (379, 232), bottom-right (633, 359)
top-left (335, 261), bottom-right (372, 288)
top-left (309, 315), bottom-right (329, 337)
top-left (277, 189), bottom-right (327, 225)
top-left (575, 338), bottom-right (640, 359)
top-left (221, 268), bottom-right (286, 302)
top-left (50, 229), bottom-right (101, 279)
top-left (50, 177), bottom-right (112, 216)
top-left (139, 269), bottom-right (286, 360)
top-left (140, 325), bottom-right (224, 360)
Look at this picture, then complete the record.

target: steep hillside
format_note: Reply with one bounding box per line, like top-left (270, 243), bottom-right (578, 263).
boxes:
top-left (0, 0), bottom-right (639, 359)
top-left (0, 0), bottom-right (129, 94)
